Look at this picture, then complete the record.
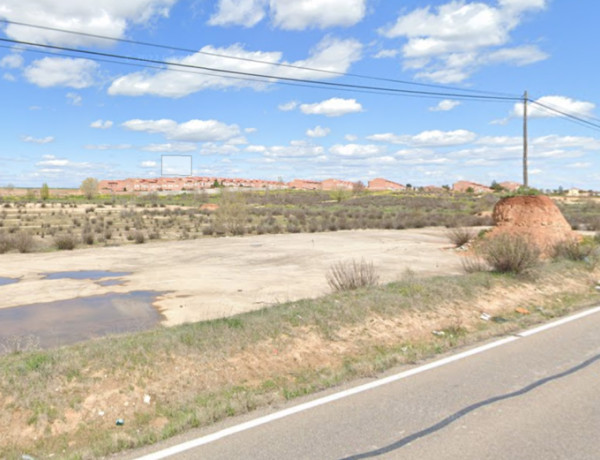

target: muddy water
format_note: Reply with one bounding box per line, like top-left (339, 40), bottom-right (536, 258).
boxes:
top-left (0, 291), bottom-right (164, 353)
top-left (42, 270), bottom-right (132, 280)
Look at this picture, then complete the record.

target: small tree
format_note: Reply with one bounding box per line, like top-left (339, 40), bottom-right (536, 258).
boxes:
top-left (80, 177), bottom-right (99, 199)
top-left (40, 183), bottom-right (50, 200)
top-left (352, 181), bottom-right (365, 195)
top-left (215, 190), bottom-right (248, 235)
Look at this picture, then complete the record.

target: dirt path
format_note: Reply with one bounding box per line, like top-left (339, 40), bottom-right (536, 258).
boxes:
top-left (0, 228), bottom-right (462, 325)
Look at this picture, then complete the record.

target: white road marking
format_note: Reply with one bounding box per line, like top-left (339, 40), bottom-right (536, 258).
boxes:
top-left (516, 305), bottom-right (600, 337)
top-left (135, 304), bottom-right (600, 460)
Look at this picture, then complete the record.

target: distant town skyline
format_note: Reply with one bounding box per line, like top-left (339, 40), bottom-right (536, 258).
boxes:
top-left (1, 1), bottom-right (599, 190)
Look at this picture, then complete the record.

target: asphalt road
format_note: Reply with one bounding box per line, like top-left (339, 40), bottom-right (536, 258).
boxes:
top-left (123, 308), bottom-right (600, 460)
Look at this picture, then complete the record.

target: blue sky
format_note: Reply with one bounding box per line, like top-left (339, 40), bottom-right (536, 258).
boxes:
top-left (0, 0), bottom-right (599, 189)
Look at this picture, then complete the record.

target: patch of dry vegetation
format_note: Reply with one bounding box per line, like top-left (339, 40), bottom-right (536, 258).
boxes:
top-left (1, 259), bottom-right (598, 459)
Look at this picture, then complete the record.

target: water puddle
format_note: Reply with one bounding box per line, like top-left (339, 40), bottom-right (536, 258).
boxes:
top-left (0, 291), bottom-right (164, 353)
top-left (42, 270), bottom-right (132, 280)
top-left (0, 277), bottom-right (19, 286)
top-left (96, 279), bottom-right (127, 287)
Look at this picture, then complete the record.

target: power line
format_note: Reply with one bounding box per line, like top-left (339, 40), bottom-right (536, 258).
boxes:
top-left (529, 99), bottom-right (600, 131)
top-left (0, 18), bottom-right (519, 98)
top-left (0, 36), bottom-right (523, 103)
top-left (528, 97), bottom-right (600, 124)
top-left (0, 43), bottom-right (519, 104)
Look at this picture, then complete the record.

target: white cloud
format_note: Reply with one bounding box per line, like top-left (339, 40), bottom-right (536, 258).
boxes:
top-left (278, 101), bottom-right (298, 112)
top-left (270, 0), bottom-right (366, 30)
top-left (24, 58), bottom-right (98, 88)
top-left (37, 157), bottom-right (68, 166)
top-left (345, 134), bottom-right (358, 141)
top-left (142, 143), bottom-right (198, 152)
top-left (66, 92), bottom-right (82, 106)
top-left (368, 129), bottom-right (476, 147)
top-left (0, 54), bottom-right (24, 69)
top-left (300, 98), bottom-right (363, 117)
top-left (329, 144), bottom-right (386, 157)
top-left (3, 72), bottom-right (16, 82)
top-left (485, 45), bottom-right (548, 66)
top-left (199, 143), bottom-right (241, 155)
top-left (374, 49), bottom-right (399, 59)
top-left (512, 95), bottom-right (596, 119)
top-left (108, 36), bottom-right (362, 97)
top-left (122, 119), bottom-right (241, 142)
top-left (83, 144), bottom-right (132, 150)
top-left (141, 161), bottom-right (158, 168)
top-left (429, 99), bottom-right (461, 112)
top-left (306, 126), bottom-right (330, 138)
top-left (258, 140), bottom-right (325, 158)
top-left (0, 0), bottom-right (176, 47)
top-left (245, 145), bottom-right (267, 153)
top-left (22, 135), bottom-right (54, 144)
top-left (244, 127), bottom-right (257, 133)
top-left (567, 162), bottom-right (592, 169)
top-left (380, 0), bottom-right (548, 83)
top-left (208, 0), bottom-right (267, 27)
top-left (90, 119), bottom-right (114, 129)
top-left (208, 0), bottom-right (366, 29)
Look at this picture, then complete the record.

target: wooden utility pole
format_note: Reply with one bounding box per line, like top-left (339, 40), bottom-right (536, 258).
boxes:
top-left (523, 90), bottom-right (528, 188)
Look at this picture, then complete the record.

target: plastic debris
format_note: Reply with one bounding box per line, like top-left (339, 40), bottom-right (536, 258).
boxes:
top-left (116, 418), bottom-right (125, 426)
top-left (22, 455), bottom-right (36, 460)
top-left (98, 410), bottom-right (105, 417)
top-left (432, 330), bottom-right (445, 336)
top-left (143, 394), bottom-right (151, 404)
top-left (480, 313), bottom-right (491, 321)
top-left (515, 307), bottom-right (530, 315)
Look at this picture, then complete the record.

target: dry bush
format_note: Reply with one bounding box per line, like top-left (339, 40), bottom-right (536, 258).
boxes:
top-left (215, 190), bottom-right (248, 235)
top-left (480, 233), bottom-right (540, 274)
top-left (552, 238), bottom-right (598, 261)
top-left (461, 254), bottom-right (490, 273)
top-left (326, 259), bottom-right (379, 292)
top-left (446, 227), bottom-right (476, 247)
top-left (12, 231), bottom-right (35, 253)
top-left (54, 233), bottom-right (78, 250)
top-left (0, 233), bottom-right (12, 253)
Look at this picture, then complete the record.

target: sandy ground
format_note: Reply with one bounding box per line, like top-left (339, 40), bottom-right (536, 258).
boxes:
top-left (0, 228), bottom-right (463, 326)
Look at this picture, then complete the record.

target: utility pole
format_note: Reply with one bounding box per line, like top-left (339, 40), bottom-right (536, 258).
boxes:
top-left (523, 90), bottom-right (528, 188)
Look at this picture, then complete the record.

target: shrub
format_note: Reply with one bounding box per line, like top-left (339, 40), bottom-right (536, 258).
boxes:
top-left (480, 233), bottom-right (540, 274)
top-left (82, 232), bottom-right (94, 245)
top-left (446, 227), bottom-right (475, 248)
top-left (553, 238), bottom-right (598, 261)
top-left (132, 231), bottom-right (145, 244)
top-left (0, 233), bottom-right (12, 253)
top-left (461, 254), bottom-right (489, 273)
top-left (326, 259), bottom-right (379, 292)
top-left (12, 231), bottom-right (35, 253)
top-left (54, 233), bottom-right (78, 250)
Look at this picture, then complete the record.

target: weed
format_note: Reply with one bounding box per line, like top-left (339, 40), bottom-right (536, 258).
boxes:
top-left (326, 259), bottom-right (379, 291)
top-left (480, 233), bottom-right (540, 275)
top-left (446, 227), bottom-right (476, 247)
top-left (12, 231), bottom-right (35, 253)
top-left (54, 233), bottom-right (78, 250)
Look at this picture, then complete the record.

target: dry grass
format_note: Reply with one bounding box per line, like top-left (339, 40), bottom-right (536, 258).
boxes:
top-left (326, 259), bottom-right (380, 291)
top-left (446, 227), bottom-right (476, 247)
top-left (480, 233), bottom-right (541, 275)
top-left (0, 259), bottom-right (598, 459)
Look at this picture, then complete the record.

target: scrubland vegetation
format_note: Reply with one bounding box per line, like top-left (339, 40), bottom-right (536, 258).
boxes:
top-left (1, 227), bottom-right (600, 458)
top-left (2, 187), bottom-right (600, 459)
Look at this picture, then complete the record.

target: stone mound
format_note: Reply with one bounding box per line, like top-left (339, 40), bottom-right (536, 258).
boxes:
top-left (487, 195), bottom-right (579, 256)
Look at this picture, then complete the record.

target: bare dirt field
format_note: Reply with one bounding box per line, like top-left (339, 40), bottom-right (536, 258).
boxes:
top-left (0, 228), bottom-right (462, 326)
